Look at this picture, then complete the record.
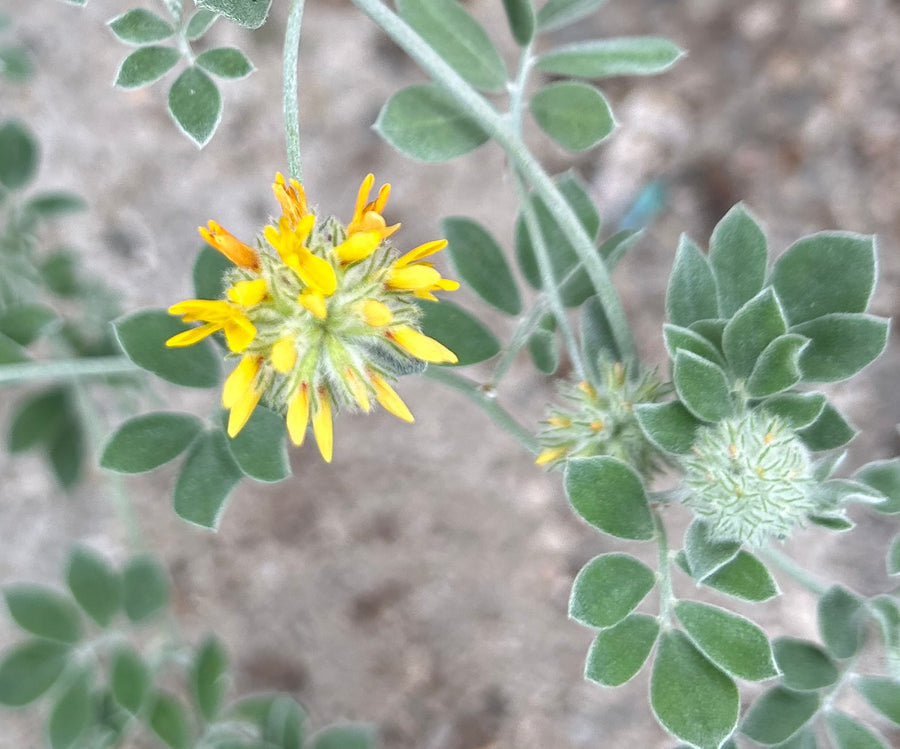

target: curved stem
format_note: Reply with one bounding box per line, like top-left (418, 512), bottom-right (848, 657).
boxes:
top-left (490, 298), bottom-right (547, 385)
top-left (0, 356), bottom-right (140, 386)
top-left (514, 171), bottom-right (585, 379)
top-left (349, 0), bottom-right (634, 361)
top-left (761, 546), bottom-right (830, 597)
top-left (283, 0), bottom-right (306, 182)
top-left (423, 366), bottom-right (539, 454)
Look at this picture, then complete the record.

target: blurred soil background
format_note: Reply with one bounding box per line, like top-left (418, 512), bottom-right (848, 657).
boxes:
top-left (2, 0), bottom-right (900, 746)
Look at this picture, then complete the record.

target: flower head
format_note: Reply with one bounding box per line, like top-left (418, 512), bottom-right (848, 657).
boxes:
top-left (535, 362), bottom-right (670, 476)
top-left (167, 173), bottom-right (458, 462)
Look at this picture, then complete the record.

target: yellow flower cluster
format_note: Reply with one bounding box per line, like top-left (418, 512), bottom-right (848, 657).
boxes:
top-left (167, 174), bottom-right (458, 462)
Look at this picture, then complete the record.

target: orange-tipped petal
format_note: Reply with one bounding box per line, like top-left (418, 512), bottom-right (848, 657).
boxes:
top-left (199, 221), bottom-right (259, 270)
top-left (370, 372), bottom-right (414, 423)
top-left (286, 383), bottom-right (310, 446)
top-left (270, 336), bottom-right (298, 373)
top-left (223, 355), bottom-right (261, 409)
top-left (387, 325), bottom-right (458, 364)
top-left (165, 322), bottom-right (221, 347)
top-left (312, 389), bottom-right (333, 462)
top-left (273, 172), bottom-right (308, 228)
top-left (227, 279), bottom-right (268, 307)
top-left (222, 314), bottom-right (256, 352)
top-left (359, 299), bottom-right (393, 327)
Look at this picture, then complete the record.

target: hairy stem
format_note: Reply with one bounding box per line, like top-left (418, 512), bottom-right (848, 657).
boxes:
top-left (283, 0), bottom-right (306, 182)
top-left (0, 356), bottom-right (140, 386)
top-left (761, 546), bottom-right (830, 597)
top-left (654, 510), bottom-right (674, 626)
top-left (349, 0), bottom-right (634, 361)
top-left (490, 299), bottom-right (547, 385)
top-left (423, 366), bottom-right (539, 454)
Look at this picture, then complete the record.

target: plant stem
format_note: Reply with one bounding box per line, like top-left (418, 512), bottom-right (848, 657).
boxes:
top-left (0, 356), bottom-right (140, 386)
top-left (423, 366), bottom-right (539, 454)
top-left (283, 0), bottom-right (306, 182)
top-left (761, 546), bottom-right (830, 597)
top-left (349, 0), bottom-right (634, 361)
top-left (490, 299), bottom-right (547, 385)
top-left (654, 510), bottom-right (674, 626)
top-left (514, 171), bottom-right (585, 379)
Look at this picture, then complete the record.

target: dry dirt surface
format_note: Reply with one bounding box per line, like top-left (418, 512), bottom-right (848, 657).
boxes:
top-left (2, 0), bottom-right (900, 747)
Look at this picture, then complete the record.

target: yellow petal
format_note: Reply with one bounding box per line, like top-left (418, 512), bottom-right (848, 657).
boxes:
top-left (373, 182), bottom-right (391, 213)
top-left (343, 368), bottom-right (371, 412)
top-left (334, 231), bottom-right (380, 264)
top-left (370, 372), bottom-right (414, 423)
top-left (298, 290), bottom-right (327, 319)
top-left (286, 383), bottom-right (310, 446)
top-left (273, 172), bottom-right (308, 228)
top-left (165, 322), bottom-right (221, 347)
top-left (295, 249), bottom-right (337, 296)
top-left (222, 314), bottom-right (256, 352)
top-left (386, 265), bottom-right (443, 291)
top-left (227, 279), bottom-right (268, 307)
top-left (199, 221), bottom-right (259, 270)
top-left (168, 299), bottom-right (232, 322)
top-left (387, 325), bottom-right (458, 364)
top-left (227, 384), bottom-right (262, 438)
top-left (270, 336), bottom-right (298, 373)
top-left (351, 174), bottom-right (375, 225)
top-left (359, 299), bottom-right (393, 327)
top-left (394, 239), bottom-right (448, 268)
top-left (535, 447), bottom-right (568, 466)
top-left (222, 355), bottom-right (260, 408)
top-left (312, 389), bottom-right (333, 463)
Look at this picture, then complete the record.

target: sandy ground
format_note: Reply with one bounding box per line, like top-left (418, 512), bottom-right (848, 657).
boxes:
top-left (2, 0), bottom-right (900, 747)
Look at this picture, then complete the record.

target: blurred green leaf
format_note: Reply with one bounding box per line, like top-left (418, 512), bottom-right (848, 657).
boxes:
top-left (193, 635), bottom-right (229, 721)
top-left (855, 676), bottom-right (900, 726)
top-left (101, 412), bottom-right (204, 474)
top-left (185, 9), bottom-right (219, 40)
top-left (4, 584), bottom-right (82, 643)
top-left (222, 405), bottom-right (290, 482)
top-left (796, 402), bottom-right (856, 452)
top-left (773, 638), bottom-right (839, 692)
top-left (0, 45), bottom-right (33, 83)
top-left (528, 324), bottom-right (559, 375)
top-left (825, 711), bottom-right (889, 749)
top-left (537, 0), bottom-right (607, 31)
top-left (169, 66), bottom-right (222, 148)
top-left (114, 309), bottom-right (221, 388)
top-left (193, 245), bottom-right (233, 300)
top-left (22, 191), bottom-right (86, 218)
top-left (565, 456), bottom-right (654, 540)
top-left (375, 84), bottom-right (488, 162)
top-left (115, 46), bottom-right (180, 89)
top-left (66, 545), bottom-right (121, 628)
top-left (7, 388), bottom-right (67, 453)
top-left (584, 613), bottom-right (658, 686)
top-left (307, 724), bottom-right (375, 749)
top-left (0, 120), bottom-right (37, 190)
top-left (443, 217), bottom-right (521, 315)
top-left (538, 37), bottom-right (684, 78)
top-left (396, 0), bottom-right (507, 91)
top-left (650, 630), bottom-right (739, 749)
top-left (39, 250), bottom-right (81, 296)
top-left (196, 47), bottom-right (254, 79)
top-left (174, 429), bottom-right (244, 529)
top-left (569, 553), bottom-right (655, 628)
top-left (530, 82), bottom-right (615, 151)
top-left (108, 8), bottom-right (175, 44)
top-left (793, 313), bottom-right (888, 383)
top-left (111, 645), bottom-right (149, 714)
top-left (769, 232), bottom-right (876, 326)
top-left (48, 405), bottom-right (85, 489)
top-left (0, 639), bottom-right (69, 707)
top-left (416, 299), bottom-right (499, 366)
top-left (741, 687), bottom-right (819, 745)
top-left (502, 0), bottom-right (535, 45)
top-left (48, 668), bottom-right (92, 749)
top-left (148, 691), bottom-right (192, 749)
top-left (122, 554), bottom-right (169, 623)
top-left (855, 459), bottom-right (900, 514)
top-left (675, 600), bottom-right (777, 681)
top-left (818, 585), bottom-right (864, 659)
